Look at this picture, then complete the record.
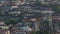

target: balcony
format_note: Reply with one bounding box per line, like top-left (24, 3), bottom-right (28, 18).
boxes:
top-left (40, 0), bottom-right (57, 4)
top-left (52, 16), bottom-right (60, 20)
top-left (57, 0), bottom-right (60, 4)
top-left (41, 10), bottom-right (55, 13)
top-left (11, 6), bottom-right (18, 10)
top-left (9, 2), bottom-right (17, 6)
top-left (8, 11), bottom-right (21, 16)
top-left (0, 3), bottom-right (3, 6)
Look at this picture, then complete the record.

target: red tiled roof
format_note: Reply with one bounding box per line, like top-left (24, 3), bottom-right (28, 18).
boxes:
top-left (23, 18), bottom-right (30, 22)
top-left (56, 32), bottom-right (60, 34)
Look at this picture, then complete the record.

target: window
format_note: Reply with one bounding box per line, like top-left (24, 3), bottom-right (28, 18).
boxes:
top-left (54, 23), bottom-right (60, 32)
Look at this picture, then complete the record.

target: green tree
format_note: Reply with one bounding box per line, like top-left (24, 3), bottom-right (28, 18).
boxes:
top-left (31, 31), bottom-right (38, 34)
top-left (5, 18), bottom-right (18, 26)
top-left (31, 31), bottom-right (49, 34)
top-left (52, 5), bottom-right (60, 12)
top-left (34, 0), bottom-right (42, 7)
top-left (4, 18), bottom-right (19, 33)
top-left (0, 8), bottom-right (3, 16)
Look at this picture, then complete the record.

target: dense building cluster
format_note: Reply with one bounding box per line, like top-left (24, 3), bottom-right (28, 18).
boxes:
top-left (0, 0), bottom-right (60, 34)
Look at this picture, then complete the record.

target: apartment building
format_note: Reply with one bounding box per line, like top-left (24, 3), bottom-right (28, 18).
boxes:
top-left (52, 13), bottom-right (60, 34)
top-left (0, 0), bottom-right (59, 34)
top-left (40, 0), bottom-right (57, 5)
top-left (40, 9), bottom-right (55, 33)
top-left (57, 0), bottom-right (60, 4)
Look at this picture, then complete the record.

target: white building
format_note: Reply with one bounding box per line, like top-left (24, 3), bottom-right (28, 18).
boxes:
top-left (40, 0), bottom-right (57, 4)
